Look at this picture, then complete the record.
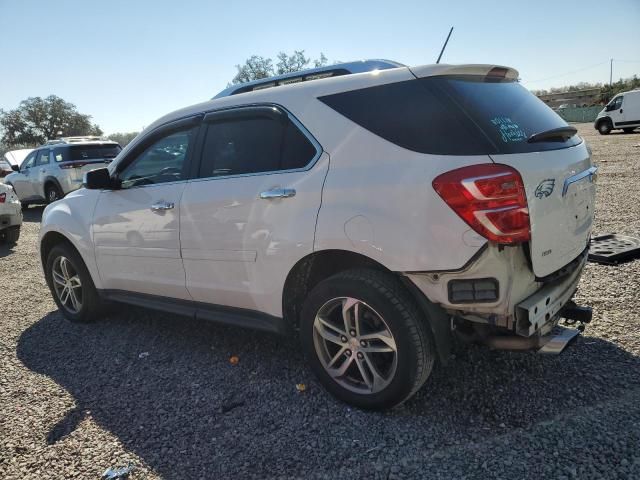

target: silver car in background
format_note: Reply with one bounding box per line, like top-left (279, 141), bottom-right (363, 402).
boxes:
top-left (4, 137), bottom-right (121, 205)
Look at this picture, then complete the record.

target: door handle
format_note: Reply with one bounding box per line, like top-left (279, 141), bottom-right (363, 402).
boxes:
top-left (259, 188), bottom-right (296, 199)
top-left (150, 201), bottom-right (175, 212)
top-left (620, 109), bottom-right (623, 113)
top-left (40, 169), bottom-right (46, 173)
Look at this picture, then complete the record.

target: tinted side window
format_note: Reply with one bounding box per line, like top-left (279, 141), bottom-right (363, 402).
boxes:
top-left (319, 77), bottom-right (581, 155)
top-left (119, 129), bottom-right (193, 189)
top-left (36, 149), bottom-right (50, 165)
top-left (319, 80), bottom-right (494, 155)
top-left (612, 96), bottom-right (623, 110)
top-left (22, 152), bottom-right (36, 169)
top-left (198, 113), bottom-right (316, 178)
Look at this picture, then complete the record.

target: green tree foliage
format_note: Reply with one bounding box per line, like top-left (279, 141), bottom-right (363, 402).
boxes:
top-left (231, 51), bottom-right (330, 84)
top-left (532, 75), bottom-right (640, 103)
top-left (0, 95), bottom-right (102, 148)
top-left (107, 131), bottom-right (139, 147)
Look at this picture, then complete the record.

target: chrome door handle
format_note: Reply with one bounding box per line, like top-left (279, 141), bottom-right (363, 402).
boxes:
top-left (562, 166), bottom-right (598, 197)
top-left (259, 188), bottom-right (296, 199)
top-left (151, 201), bottom-right (175, 212)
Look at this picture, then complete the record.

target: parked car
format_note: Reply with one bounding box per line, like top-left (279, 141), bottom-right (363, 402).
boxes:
top-left (1, 149), bottom-right (33, 181)
top-left (595, 89), bottom-right (640, 134)
top-left (4, 138), bottom-right (121, 205)
top-left (0, 183), bottom-right (22, 245)
top-left (39, 61), bottom-right (596, 409)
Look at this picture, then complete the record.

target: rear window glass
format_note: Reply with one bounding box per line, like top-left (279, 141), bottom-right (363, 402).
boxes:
top-left (319, 76), bottom-right (581, 155)
top-left (55, 144), bottom-right (122, 162)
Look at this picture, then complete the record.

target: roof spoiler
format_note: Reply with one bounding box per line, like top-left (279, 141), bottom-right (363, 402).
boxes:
top-left (409, 64), bottom-right (519, 81)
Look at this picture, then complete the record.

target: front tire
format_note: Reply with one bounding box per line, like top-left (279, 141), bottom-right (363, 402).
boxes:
top-left (300, 269), bottom-right (435, 410)
top-left (597, 119), bottom-right (613, 135)
top-left (45, 243), bottom-right (102, 322)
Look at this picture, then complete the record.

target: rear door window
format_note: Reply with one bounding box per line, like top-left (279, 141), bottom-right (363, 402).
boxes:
top-left (36, 149), bottom-right (50, 165)
top-left (319, 76), bottom-right (581, 155)
top-left (198, 110), bottom-right (317, 178)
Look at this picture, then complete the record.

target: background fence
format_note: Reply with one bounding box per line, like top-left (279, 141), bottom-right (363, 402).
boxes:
top-left (555, 106), bottom-right (603, 123)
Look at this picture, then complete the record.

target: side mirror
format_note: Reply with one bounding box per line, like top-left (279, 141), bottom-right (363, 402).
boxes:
top-left (83, 168), bottom-right (114, 190)
top-left (605, 103), bottom-right (615, 112)
top-left (11, 164), bottom-right (19, 172)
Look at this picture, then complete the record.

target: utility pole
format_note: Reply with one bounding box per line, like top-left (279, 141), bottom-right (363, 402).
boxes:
top-left (610, 58), bottom-right (613, 87)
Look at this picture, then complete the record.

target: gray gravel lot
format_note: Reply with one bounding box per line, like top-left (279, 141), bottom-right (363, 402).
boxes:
top-left (1, 124), bottom-right (639, 479)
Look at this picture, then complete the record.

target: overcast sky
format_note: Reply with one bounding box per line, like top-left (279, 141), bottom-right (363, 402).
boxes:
top-left (1, 0), bottom-right (639, 134)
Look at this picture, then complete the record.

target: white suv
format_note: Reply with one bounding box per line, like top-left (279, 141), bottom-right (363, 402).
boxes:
top-left (40, 62), bottom-right (596, 409)
top-left (5, 138), bottom-right (121, 205)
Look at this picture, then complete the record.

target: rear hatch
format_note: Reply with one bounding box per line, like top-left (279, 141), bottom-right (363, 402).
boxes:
top-left (411, 66), bottom-right (595, 277)
top-left (57, 143), bottom-right (122, 181)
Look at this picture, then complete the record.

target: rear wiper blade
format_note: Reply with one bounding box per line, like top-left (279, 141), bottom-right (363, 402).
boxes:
top-left (527, 126), bottom-right (577, 143)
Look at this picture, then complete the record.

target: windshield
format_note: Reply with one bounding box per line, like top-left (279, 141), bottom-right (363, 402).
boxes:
top-left (55, 144), bottom-right (122, 162)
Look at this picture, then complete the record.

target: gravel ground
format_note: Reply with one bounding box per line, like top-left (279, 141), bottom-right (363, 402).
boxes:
top-left (1, 124), bottom-right (639, 479)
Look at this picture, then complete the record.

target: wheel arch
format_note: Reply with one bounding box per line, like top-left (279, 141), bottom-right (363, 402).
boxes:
top-left (43, 176), bottom-right (64, 196)
top-left (595, 116), bottom-right (613, 128)
top-left (282, 249), bottom-right (451, 363)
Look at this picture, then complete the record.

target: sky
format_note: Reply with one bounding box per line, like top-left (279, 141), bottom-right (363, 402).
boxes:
top-left (1, 0), bottom-right (639, 134)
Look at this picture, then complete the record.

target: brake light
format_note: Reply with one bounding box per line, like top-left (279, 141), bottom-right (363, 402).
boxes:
top-left (0, 192), bottom-right (5, 203)
top-left (59, 162), bottom-right (84, 169)
top-left (433, 164), bottom-right (530, 244)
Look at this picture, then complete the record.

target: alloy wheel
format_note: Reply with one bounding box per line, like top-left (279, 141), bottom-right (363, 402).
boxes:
top-left (48, 188), bottom-right (59, 203)
top-left (51, 256), bottom-right (83, 314)
top-left (312, 297), bottom-right (398, 394)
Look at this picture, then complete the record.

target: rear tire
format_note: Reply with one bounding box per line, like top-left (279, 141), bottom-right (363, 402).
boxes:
top-left (623, 127), bottom-right (636, 134)
top-left (597, 119), bottom-right (613, 135)
top-left (45, 243), bottom-right (103, 323)
top-left (45, 183), bottom-right (63, 204)
top-left (300, 269), bottom-right (435, 410)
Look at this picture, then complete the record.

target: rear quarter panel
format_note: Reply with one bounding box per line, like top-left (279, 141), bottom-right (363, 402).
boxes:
top-left (292, 99), bottom-right (492, 272)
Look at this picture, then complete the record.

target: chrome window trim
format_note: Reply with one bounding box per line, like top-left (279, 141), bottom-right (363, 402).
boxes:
top-left (99, 178), bottom-right (190, 193)
top-left (562, 166), bottom-right (598, 197)
top-left (191, 103), bottom-right (323, 183)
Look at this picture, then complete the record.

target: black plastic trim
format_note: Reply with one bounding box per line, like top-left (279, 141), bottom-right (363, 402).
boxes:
top-left (99, 289), bottom-right (288, 335)
top-left (203, 105), bottom-right (285, 124)
top-left (614, 120), bottom-right (640, 127)
top-left (447, 277), bottom-right (499, 304)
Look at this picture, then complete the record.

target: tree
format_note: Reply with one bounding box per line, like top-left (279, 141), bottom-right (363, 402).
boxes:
top-left (107, 131), bottom-right (139, 147)
top-left (231, 51), bottom-right (331, 84)
top-left (0, 95), bottom-right (102, 148)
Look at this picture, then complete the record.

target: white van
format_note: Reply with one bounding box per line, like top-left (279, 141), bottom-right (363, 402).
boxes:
top-left (595, 89), bottom-right (640, 134)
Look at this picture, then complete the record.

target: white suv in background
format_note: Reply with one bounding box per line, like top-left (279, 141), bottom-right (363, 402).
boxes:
top-left (39, 61), bottom-right (596, 409)
top-left (5, 137), bottom-right (121, 205)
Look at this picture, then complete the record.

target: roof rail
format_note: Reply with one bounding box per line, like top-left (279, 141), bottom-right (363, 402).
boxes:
top-left (214, 59), bottom-right (405, 99)
top-left (44, 136), bottom-right (107, 145)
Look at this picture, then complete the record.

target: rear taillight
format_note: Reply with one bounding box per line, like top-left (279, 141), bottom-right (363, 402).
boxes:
top-left (433, 164), bottom-right (530, 244)
top-left (0, 192), bottom-right (6, 203)
top-left (59, 162), bottom-right (84, 169)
